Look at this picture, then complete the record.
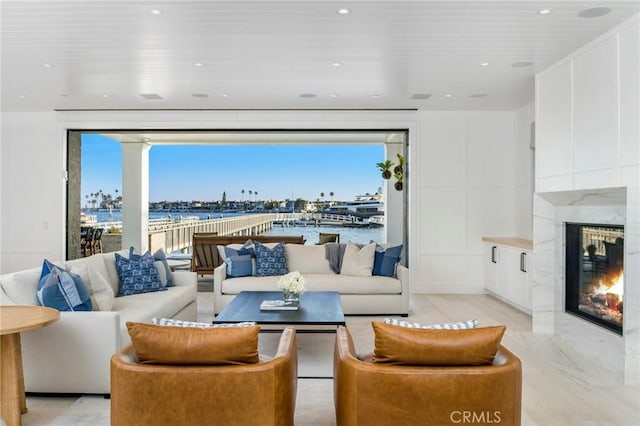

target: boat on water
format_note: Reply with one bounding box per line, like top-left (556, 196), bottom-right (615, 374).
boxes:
top-left (368, 215), bottom-right (384, 228)
top-left (324, 191), bottom-right (384, 218)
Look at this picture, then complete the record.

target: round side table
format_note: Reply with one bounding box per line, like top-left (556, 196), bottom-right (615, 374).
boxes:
top-left (1, 306), bottom-right (60, 426)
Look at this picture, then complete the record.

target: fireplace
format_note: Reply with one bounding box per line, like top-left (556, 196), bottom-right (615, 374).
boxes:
top-left (566, 223), bottom-right (624, 334)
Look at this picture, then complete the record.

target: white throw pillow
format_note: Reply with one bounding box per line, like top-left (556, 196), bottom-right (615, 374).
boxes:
top-left (285, 244), bottom-right (334, 274)
top-left (341, 242), bottom-right (376, 277)
top-left (70, 264), bottom-right (115, 311)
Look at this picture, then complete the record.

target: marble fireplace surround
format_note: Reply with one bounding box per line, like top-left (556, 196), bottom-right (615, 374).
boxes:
top-left (533, 186), bottom-right (640, 385)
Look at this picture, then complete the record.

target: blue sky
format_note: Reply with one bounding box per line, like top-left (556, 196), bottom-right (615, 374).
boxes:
top-left (81, 134), bottom-right (384, 202)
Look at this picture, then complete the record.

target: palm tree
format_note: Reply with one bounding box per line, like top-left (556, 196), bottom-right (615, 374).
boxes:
top-left (320, 192), bottom-right (325, 199)
top-left (241, 189), bottom-right (245, 201)
top-left (329, 192), bottom-right (335, 204)
top-left (254, 191), bottom-right (258, 202)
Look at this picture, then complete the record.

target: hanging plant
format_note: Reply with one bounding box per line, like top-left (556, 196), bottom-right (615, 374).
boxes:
top-left (376, 160), bottom-right (394, 180)
top-left (393, 169), bottom-right (404, 191)
top-left (393, 153), bottom-right (405, 175)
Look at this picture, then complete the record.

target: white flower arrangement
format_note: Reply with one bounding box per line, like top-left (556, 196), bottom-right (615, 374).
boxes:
top-left (277, 271), bottom-right (307, 296)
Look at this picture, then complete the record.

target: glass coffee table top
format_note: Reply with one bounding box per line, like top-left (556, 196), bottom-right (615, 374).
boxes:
top-left (214, 291), bottom-right (345, 326)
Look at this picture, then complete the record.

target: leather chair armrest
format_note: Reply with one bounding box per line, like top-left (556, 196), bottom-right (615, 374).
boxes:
top-left (334, 326), bottom-right (522, 426)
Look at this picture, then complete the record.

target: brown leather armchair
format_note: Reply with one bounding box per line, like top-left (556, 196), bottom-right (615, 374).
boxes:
top-left (334, 326), bottom-right (522, 426)
top-left (111, 327), bottom-right (297, 426)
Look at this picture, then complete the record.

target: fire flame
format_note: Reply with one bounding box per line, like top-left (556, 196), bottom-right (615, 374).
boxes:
top-left (593, 272), bottom-right (624, 302)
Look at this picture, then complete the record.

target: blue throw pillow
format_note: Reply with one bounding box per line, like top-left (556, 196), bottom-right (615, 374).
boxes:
top-left (128, 247), bottom-right (174, 288)
top-left (152, 248), bottom-right (174, 287)
top-left (115, 251), bottom-right (166, 296)
top-left (224, 243), bottom-right (255, 278)
top-left (372, 244), bottom-right (403, 277)
top-left (37, 259), bottom-right (93, 311)
top-left (254, 242), bottom-right (288, 277)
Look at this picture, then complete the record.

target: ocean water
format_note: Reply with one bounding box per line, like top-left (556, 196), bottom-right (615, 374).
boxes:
top-left (89, 210), bottom-right (384, 244)
top-left (264, 225), bottom-right (384, 245)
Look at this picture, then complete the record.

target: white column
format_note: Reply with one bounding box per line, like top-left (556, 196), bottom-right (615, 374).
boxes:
top-left (385, 142), bottom-right (404, 246)
top-left (121, 142), bottom-right (151, 252)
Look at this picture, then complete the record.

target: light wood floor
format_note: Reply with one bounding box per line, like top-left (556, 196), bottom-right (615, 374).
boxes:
top-left (18, 293), bottom-right (640, 425)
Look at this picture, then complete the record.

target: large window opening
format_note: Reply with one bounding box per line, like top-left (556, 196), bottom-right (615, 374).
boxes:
top-left (67, 130), bottom-right (408, 261)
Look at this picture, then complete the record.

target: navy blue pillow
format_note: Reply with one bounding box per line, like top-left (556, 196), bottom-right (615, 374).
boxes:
top-left (254, 242), bottom-right (288, 277)
top-left (373, 244), bottom-right (403, 277)
top-left (128, 247), bottom-right (174, 288)
top-left (224, 243), bottom-right (255, 278)
top-left (37, 259), bottom-right (93, 311)
top-left (116, 251), bottom-right (166, 296)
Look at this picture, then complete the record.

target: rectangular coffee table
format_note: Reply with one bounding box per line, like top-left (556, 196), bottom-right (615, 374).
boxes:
top-left (214, 291), bottom-right (345, 379)
top-left (214, 291), bottom-right (345, 330)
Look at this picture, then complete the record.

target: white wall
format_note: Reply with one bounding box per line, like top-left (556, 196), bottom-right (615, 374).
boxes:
top-left (0, 112), bottom-right (65, 272)
top-left (413, 110), bottom-right (520, 293)
top-left (514, 102), bottom-right (535, 239)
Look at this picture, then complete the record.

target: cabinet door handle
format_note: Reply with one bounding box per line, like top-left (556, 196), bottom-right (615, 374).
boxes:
top-left (491, 246), bottom-right (497, 263)
top-left (520, 252), bottom-right (527, 272)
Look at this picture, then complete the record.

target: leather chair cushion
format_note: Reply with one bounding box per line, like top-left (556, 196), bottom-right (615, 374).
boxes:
top-left (126, 321), bottom-right (259, 365)
top-left (372, 321), bottom-right (506, 366)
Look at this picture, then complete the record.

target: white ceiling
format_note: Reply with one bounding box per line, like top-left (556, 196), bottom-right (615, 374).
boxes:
top-left (2, 0), bottom-right (638, 112)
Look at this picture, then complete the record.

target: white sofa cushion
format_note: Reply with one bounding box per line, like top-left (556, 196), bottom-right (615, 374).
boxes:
top-left (221, 273), bottom-right (400, 295)
top-left (0, 267), bottom-right (43, 305)
top-left (285, 244), bottom-right (334, 274)
top-left (341, 242), bottom-right (376, 277)
top-left (69, 263), bottom-right (115, 311)
top-left (113, 284), bottom-right (197, 344)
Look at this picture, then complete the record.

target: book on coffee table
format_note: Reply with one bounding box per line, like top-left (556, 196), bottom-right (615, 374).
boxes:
top-left (260, 299), bottom-right (299, 311)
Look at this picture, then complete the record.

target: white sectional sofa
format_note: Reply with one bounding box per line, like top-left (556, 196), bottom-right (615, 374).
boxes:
top-left (0, 249), bottom-right (197, 394)
top-left (214, 242), bottom-right (409, 316)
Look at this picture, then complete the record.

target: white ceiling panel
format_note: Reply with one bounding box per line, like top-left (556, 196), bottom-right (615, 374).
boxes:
top-left (2, 0), bottom-right (638, 111)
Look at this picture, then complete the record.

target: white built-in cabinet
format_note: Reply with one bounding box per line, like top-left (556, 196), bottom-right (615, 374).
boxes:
top-left (535, 16), bottom-right (639, 193)
top-left (483, 238), bottom-right (533, 314)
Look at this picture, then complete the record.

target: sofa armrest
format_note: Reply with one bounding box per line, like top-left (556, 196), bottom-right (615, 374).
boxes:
top-left (21, 310), bottom-right (121, 394)
top-left (172, 270), bottom-right (197, 287)
top-left (397, 264), bottom-right (410, 314)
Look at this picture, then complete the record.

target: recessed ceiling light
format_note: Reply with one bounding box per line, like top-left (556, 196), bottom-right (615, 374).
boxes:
top-left (299, 93), bottom-right (317, 98)
top-left (194, 62), bottom-right (204, 67)
top-left (480, 62), bottom-right (489, 67)
top-left (372, 94), bottom-right (380, 98)
top-left (470, 93), bottom-right (488, 98)
top-left (537, 9), bottom-right (552, 15)
top-left (192, 93), bottom-right (208, 98)
top-left (103, 94), bottom-right (110, 98)
top-left (150, 9), bottom-right (164, 15)
top-left (221, 94), bottom-right (230, 98)
top-left (18, 95), bottom-right (25, 99)
top-left (444, 94), bottom-right (453, 98)
top-left (60, 94), bottom-right (68, 97)
top-left (511, 61), bottom-right (534, 68)
top-left (42, 63), bottom-right (52, 68)
top-left (578, 7), bottom-right (612, 18)
top-left (143, 137), bottom-right (151, 142)
top-left (337, 8), bottom-right (350, 15)
top-left (332, 62), bottom-right (343, 67)
top-left (329, 94), bottom-right (338, 98)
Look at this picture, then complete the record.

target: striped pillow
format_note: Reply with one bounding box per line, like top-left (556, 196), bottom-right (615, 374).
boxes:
top-left (384, 317), bottom-right (478, 330)
top-left (152, 317), bottom-right (256, 329)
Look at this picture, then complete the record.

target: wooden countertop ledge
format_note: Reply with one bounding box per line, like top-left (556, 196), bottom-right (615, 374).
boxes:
top-left (482, 237), bottom-right (533, 251)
